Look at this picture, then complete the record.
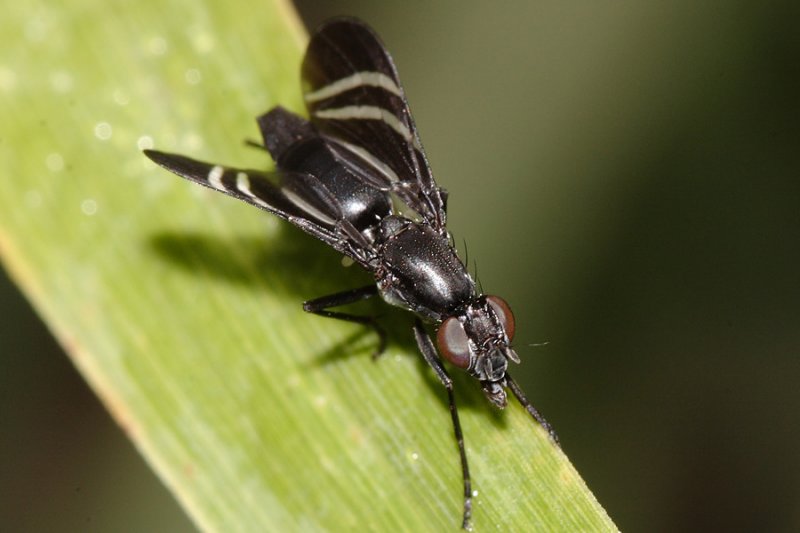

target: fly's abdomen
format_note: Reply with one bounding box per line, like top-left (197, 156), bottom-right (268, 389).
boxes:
top-left (263, 107), bottom-right (392, 234)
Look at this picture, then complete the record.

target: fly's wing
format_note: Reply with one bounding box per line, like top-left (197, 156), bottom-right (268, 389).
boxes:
top-left (143, 149), bottom-right (356, 258)
top-left (301, 17), bottom-right (448, 232)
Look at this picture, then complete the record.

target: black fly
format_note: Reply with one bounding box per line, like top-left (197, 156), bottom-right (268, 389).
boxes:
top-left (144, 17), bottom-right (558, 530)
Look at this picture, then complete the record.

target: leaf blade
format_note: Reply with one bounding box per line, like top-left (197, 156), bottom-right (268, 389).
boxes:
top-left (0, 1), bottom-right (617, 530)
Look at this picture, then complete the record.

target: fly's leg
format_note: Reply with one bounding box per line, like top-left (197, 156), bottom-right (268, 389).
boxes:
top-left (303, 285), bottom-right (387, 357)
top-left (413, 319), bottom-right (473, 531)
top-left (244, 139), bottom-right (268, 151)
top-left (505, 373), bottom-right (560, 446)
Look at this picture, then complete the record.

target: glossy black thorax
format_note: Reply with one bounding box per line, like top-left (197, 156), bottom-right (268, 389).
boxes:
top-left (374, 216), bottom-right (475, 321)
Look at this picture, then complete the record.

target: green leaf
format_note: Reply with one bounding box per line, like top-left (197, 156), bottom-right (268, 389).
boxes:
top-left (0, 1), bottom-right (617, 530)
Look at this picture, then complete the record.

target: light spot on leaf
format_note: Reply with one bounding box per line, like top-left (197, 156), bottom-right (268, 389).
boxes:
top-left (113, 89), bottom-right (130, 106)
top-left (0, 66), bottom-right (17, 92)
top-left (137, 135), bottom-right (154, 150)
top-left (81, 198), bottom-right (98, 216)
top-left (147, 36), bottom-right (168, 56)
top-left (185, 68), bottom-right (202, 85)
top-left (94, 122), bottom-right (112, 140)
top-left (192, 32), bottom-right (215, 54)
top-left (25, 190), bottom-right (42, 208)
top-left (50, 70), bottom-right (73, 93)
top-left (45, 152), bottom-right (64, 172)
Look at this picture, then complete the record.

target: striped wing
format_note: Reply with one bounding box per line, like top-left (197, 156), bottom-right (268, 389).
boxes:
top-left (302, 17), bottom-right (448, 232)
top-left (143, 149), bottom-right (356, 259)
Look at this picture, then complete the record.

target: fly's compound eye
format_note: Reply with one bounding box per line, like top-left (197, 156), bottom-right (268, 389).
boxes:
top-left (486, 295), bottom-right (515, 341)
top-left (437, 316), bottom-right (472, 369)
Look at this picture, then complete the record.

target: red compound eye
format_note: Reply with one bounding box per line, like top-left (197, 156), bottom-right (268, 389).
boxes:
top-left (436, 316), bottom-right (471, 369)
top-left (486, 295), bottom-right (515, 341)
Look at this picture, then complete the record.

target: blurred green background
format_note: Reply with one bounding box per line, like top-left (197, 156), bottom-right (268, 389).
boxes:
top-left (2, 1), bottom-right (798, 531)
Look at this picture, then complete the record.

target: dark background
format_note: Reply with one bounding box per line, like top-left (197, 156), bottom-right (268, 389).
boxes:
top-left (3, 2), bottom-right (798, 531)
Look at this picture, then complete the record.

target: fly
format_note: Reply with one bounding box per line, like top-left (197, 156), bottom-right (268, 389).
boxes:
top-left (144, 17), bottom-right (558, 530)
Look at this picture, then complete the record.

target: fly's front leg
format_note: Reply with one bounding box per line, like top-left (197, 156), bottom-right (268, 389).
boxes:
top-left (505, 373), bottom-right (560, 446)
top-left (413, 319), bottom-right (473, 531)
top-left (302, 285), bottom-right (387, 357)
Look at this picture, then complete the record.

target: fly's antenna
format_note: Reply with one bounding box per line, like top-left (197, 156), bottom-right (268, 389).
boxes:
top-left (462, 237), bottom-right (469, 270)
top-left (474, 259), bottom-right (483, 294)
top-left (527, 341), bottom-right (550, 348)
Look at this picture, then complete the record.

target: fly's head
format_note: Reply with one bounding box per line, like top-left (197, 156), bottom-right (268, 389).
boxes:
top-left (436, 295), bottom-right (519, 408)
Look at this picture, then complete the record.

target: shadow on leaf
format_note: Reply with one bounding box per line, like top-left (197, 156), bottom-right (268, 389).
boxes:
top-left (147, 223), bottom-right (508, 426)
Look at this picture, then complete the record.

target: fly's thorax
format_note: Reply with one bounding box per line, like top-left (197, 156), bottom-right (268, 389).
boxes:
top-left (375, 217), bottom-right (475, 321)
